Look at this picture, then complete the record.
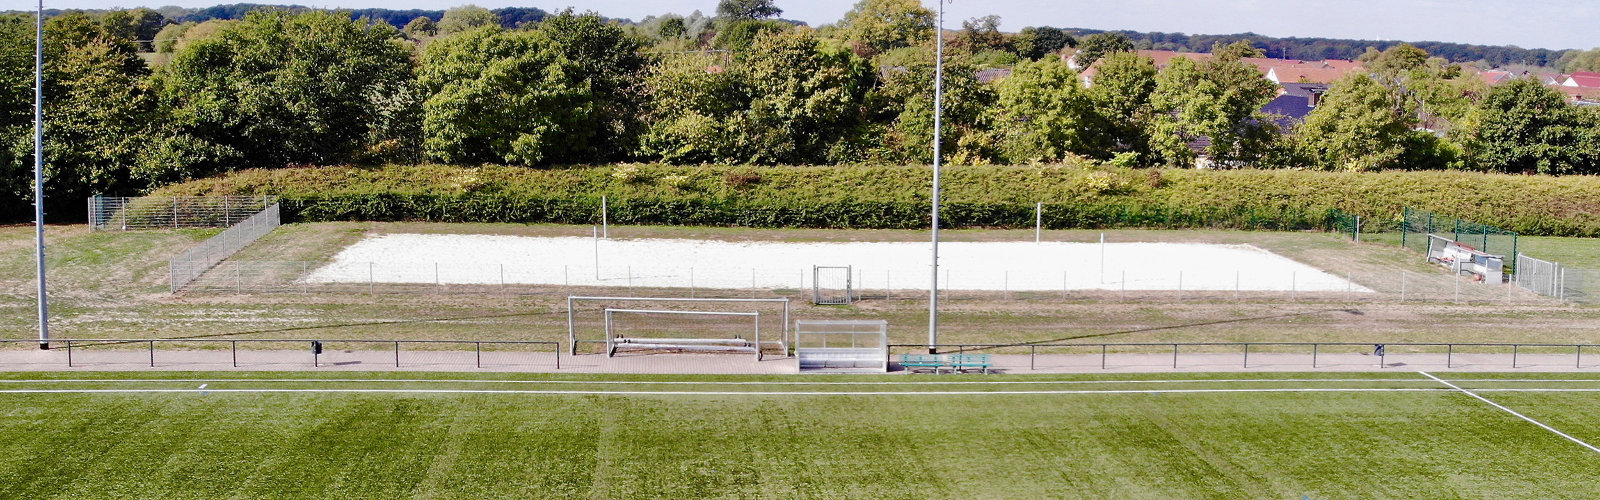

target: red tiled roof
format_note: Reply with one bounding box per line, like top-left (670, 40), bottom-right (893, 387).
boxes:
top-left (1480, 71), bottom-right (1514, 85)
top-left (1552, 84), bottom-right (1600, 101)
top-left (1566, 73), bottom-right (1600, 88)
top-left (1268, 67), bottom-right (1348, 84)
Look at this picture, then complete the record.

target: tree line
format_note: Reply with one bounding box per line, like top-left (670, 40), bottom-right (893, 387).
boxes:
top-left (2, 0), bottom-right (1598, 221)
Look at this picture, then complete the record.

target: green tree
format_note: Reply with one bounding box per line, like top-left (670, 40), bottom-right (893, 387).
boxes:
top-left (737, 29), bottom-right (871, 163)
top-left (533, 10), bottom-right (650, 162)
top-left (1295, 74), bottom-right (1415, 171)
top-left (437, 5), bottom-right (499, 36)
top-left (98, 8), bottom-right (165, 51)
top-left (716, 0), bottom-right (782, 21)
top-left (1073, 32), bottom-right (1132, 68)
top-left (956, 15), bottom-right (1006, 52)
top-left (1148, 53), bottom-right (1279, 167)
top-left (418, 27), bottom-right (591, 165)
top-left (155, 10), bottom-right (414, 170)
top-left (988, 57), bottom-right (1101, 163)
top-left (638, 52), bottom-right (748, 163)
top-left (656, 16), bottom-right (687, 38)
top-left (867, 47), bottom-right (995, 164)
top-left (1364, 43), bottom-right (1429, 75)
top-left (1467, 78), bottom-right (1600, 175)
top-left (711, 19), bottom-right (788, 52)
top-left (403, 16), bottom-right (437, 39)
top-left (152, 22), bottom-right (189, 53)
top-left (1561, 48), bottom-right (1600, 73)
top-left (0, 14), bottom-right (159, 214)
top-left (832, 0), bottom-right (933, 57)
top-left (1086, 52), bottom-right (1158, 160)
top-left (1014, 26), bottom-right (1073, 60)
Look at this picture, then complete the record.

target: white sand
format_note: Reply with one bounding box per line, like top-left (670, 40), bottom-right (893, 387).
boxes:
top-left (305, 234), bottom-right (1370, 292)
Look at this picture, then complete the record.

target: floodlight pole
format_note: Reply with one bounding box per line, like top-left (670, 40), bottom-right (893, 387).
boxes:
top-left (33, 0), bottom-right (49, 350)
top-left (927, 0), bottom-right (945, 354)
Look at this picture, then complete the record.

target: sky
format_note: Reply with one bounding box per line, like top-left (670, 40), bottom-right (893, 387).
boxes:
top-left (18, 0), bottom-right (1599, 51)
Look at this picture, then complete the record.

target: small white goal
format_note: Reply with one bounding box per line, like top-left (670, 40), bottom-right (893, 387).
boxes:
top-left (603, 308), bottom-right (766, 360)
top-left (795, 320), bottom-right (888, 373)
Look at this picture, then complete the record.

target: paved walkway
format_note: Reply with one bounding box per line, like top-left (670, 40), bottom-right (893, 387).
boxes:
top-left (1, 348), bottom-right (1595, 374)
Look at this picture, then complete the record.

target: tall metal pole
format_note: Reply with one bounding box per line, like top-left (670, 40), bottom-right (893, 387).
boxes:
top-left (33, 0), bottom-right (49, 350)
top-left (927, 0), bottom-right (944, 354)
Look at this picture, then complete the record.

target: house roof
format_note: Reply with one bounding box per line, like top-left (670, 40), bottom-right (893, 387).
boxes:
top-left (1552, 84), bottom-right (1600, 102)
top-left (1566, 72), bottom-right (1600, 88)
top-left (1136, 49), bottom-right (1212, 68)
top-left (976, 68), bottom-right (1013, 83)
top-left (1479, 71), bottom-right (1514, 85)
top-left (1268, 67), bottom-right (1348, 84)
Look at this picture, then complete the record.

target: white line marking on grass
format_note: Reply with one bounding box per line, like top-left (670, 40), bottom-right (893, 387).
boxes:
top-left (0, 378), bottom-right (1435, 386)
top-left (1419, 371), bottom-right (1600, 455)
top-left (0, 388), bottom-right (1455, 396)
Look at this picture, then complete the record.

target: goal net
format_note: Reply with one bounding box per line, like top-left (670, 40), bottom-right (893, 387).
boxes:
top-left (605, 309), bottom-right (764, 359)
top-left (568, 296), bottom-right (790, 357)
top-left (813, 265), bottom-right (854, 305)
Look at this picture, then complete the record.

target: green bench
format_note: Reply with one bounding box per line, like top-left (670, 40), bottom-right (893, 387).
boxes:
top-left (899, 354), bottom-right (948, 373)
top-left (948, 353), bottom-right (993, 374)
top-left (898, 353), bottom-right (994, 374)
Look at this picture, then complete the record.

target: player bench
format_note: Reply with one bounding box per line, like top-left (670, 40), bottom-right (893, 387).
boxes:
top-left (899, 353), bottom-right (948, 373)
top-left (948, 353), bottom-right (993, 374)
top-left (897, 353), bottom-right (995, 374)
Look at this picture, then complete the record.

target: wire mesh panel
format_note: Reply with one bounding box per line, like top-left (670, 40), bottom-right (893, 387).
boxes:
top-left (170, 204), bottom-right (282, 292)
top-left (567, 296), bottom-right (790, 356)
top-left (813, 265), bottom-right (854, 305)
top-left (89, 195), bottom-right (276, 231)
top-left (795, 320), bottom-right (887, 373)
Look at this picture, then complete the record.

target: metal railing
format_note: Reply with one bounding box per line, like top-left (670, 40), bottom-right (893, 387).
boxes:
top-left (170, 204), bottom-right (281, 292)
top-left (1, 338), bottom-right (560, 370)
top-left (890, 342), bottom-right (1600, 370)
top-left (89, 195), bottom-right (276, 231)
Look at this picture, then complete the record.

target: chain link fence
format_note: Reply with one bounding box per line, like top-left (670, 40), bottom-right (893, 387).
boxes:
top-left (89, 195), bottom-right (276, 231)
top-left (170, 204), bottom-right (281, 292)
top-left (1515, 254), bottom-right (1599, 304)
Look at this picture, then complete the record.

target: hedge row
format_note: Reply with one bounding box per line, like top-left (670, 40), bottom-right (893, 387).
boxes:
top-left (150, 164), bottom-right (1600, 236)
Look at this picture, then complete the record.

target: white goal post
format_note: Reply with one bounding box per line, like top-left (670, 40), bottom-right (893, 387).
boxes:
top-left (795, 320), bottom-right (888, 373)
top-left (567, 296), bottom-right (790, 356)
top-left (604, 308), bottom-right (763, 360)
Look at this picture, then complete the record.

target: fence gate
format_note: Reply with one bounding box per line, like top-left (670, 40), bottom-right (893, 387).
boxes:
top-left (813, 266), bottom-right (854, 305)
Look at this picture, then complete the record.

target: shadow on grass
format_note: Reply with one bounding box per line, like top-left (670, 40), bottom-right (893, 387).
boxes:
top-left (951, 308), bottom-right (1362, 352)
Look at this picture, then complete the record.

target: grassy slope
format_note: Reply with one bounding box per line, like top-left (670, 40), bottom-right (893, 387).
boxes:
top-left (0, 372), bottom-right (1598, 498)
top-left (148, 164), bottom-right (1600, 236)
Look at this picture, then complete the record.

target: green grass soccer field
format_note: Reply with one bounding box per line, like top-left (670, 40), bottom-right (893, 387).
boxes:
top-left (1, 371), bottom-right (1598, 499)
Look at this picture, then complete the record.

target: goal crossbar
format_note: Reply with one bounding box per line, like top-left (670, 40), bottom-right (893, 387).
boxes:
top-left (568, 296), bottom-right (791, 355)
top-left (603, 308), bottom-right (763, 360)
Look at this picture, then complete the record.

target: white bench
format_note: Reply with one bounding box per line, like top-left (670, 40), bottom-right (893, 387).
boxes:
top-left (797, 348), bottom-right (887, 372)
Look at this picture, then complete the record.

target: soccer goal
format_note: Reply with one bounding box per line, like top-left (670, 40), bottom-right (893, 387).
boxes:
top-left (795, 320), bottom-right (888, 373)
top-left (605, 309), bottom-right (764, 360)
top-left (813, 265), bottom-right (854, 305)
top-left (568, 296), bottom-right (790, 357)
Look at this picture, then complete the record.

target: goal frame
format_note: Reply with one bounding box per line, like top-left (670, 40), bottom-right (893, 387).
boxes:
top-left (604, 308), bottom-right (763, 360)
top-left (567, 296), bottom-right (790, 355)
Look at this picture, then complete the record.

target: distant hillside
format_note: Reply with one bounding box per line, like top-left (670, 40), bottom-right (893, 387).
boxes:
top-left (1062, 28), bottom-right (1573, 68)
